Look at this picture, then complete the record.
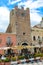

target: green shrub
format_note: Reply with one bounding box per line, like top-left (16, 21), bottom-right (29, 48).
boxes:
top-left (18, 56), bottom-right (25, 60)
top-left (11, 57), bottom-right (16, 61)
top-left (0, 60), bottom-right (2, 62)
top-left (11, 56), bottom-right (25, 61)
top-left (34, 53), bottom-right (43, 57)
top-left (3, 58), bottom-right (10, 62)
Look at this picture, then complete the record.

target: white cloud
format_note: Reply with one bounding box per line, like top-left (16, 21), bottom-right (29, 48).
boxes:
top-left (8, 0), bottom-right (21, 5)
top-left (0, 6), bottom-right (10, 32)
top-left (30, 12), bottom-right (41, 26)
top-left (18, 0), bottom-right (43, 26)
top-left (18, 0), bottom-right (43, 9)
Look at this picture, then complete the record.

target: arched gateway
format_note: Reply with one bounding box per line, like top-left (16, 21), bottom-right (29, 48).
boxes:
top-left (22, 43), bottom-right (28, 46)
top-left (21, 43), bottom-right (28, 54)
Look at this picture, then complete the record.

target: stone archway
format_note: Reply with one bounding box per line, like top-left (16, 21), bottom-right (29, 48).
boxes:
top-left (21, 43), bottom-right (28, 55)
top-left (22, 43), bottom-right (28, 46)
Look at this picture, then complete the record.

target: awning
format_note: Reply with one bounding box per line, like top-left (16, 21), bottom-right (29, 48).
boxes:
top-left (0, 47), bottom-right (10, 50)
top-left (0, 45), bottom-right (43, 50)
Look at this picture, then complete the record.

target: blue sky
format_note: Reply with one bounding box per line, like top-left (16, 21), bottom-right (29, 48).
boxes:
top-left (0, 0), bottom-right (43, 32)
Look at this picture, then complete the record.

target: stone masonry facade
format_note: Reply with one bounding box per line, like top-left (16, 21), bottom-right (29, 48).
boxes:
top-left (6, 6), bottom-right (32, 46)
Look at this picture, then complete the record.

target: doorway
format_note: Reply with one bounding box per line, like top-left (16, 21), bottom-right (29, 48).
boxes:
top-left (21, 43), bottom-right (28, 54)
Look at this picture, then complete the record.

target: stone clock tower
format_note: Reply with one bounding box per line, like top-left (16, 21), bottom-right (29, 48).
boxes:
top-left (6, 6), bottom-right (32, 46)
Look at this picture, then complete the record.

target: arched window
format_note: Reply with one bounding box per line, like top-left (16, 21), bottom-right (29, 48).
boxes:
top-left (38, 36), bottom-right (40, 39)
top-left (33, 36), bottom-right (36, 41)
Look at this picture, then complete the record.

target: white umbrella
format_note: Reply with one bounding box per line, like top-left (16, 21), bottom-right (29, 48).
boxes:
top-left (0, 47), bottom-right (11, 50)
top-left (1, 55), bottom-right (6, 60)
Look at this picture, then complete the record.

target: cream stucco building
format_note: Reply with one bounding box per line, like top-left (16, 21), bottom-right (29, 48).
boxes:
top-left (31, 18), bottom-right (43, 47)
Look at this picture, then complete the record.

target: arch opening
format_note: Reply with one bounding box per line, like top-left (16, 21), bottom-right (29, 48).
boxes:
top-left (21, 43), bottom-right (28, 56)
top-left (22, 43), bottom-right (28, 46)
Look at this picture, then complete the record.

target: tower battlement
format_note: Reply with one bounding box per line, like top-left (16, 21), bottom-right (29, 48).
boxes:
top-left (14, 6), bottom-right (30, 14)
top-left (14, 6), bottom-right (29, 10)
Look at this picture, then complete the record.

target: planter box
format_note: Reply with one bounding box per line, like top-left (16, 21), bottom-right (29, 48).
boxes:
top-left (1, 62), bottom-right (4, 65)
top-left (0, 62), bottom-right (10, 65)
top-left (5, 62), bottom-right (10, 65)
top-left (0, 62), bottom-right (2, 65)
